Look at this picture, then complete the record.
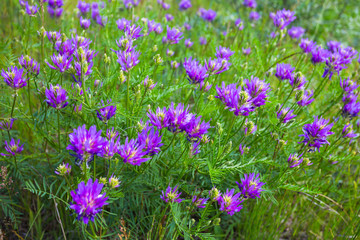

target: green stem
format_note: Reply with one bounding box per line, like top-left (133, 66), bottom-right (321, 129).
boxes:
top-left (11, 91), bottom-right (17, 118)
top-left (57, 110), bottom-right (61, 152)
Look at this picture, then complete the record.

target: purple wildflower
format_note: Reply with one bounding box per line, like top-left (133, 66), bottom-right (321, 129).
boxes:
top-left (143, 76), bottom-right (157, 90)
top-left (25, 2), bottom-right (38, 16)
top-left (215, 46), bottom-right (234, 60)
top-left (236, 173), bottom-right (265, 198)
top-left (288, 26), bottom-right (305, 39)
top-left (288, 153), bottom-right (303, 168)
top-left (190, 141), bottom-right (201, 155)
top-left (199, 8), bottom-right (217, 22)
top-left (80, 16), bottom-right (91, 29)
top-left (299, 38), bottom-right (316, 53)
top-left (311, 46), bottom-right (330, 64)
top-left (270, 9), bottom-right (296, 29)
top-left (164, 26), bottom-right (184, 44)
top-left (137, 126), bottom-right (163, 156)
top-left (244, 76), bottom-right (270, 107)
top-left (0, 118), bottom-right (16, 131)
top-left (184, 116), bottom-right (211, 140)
top-left (1, 66), bottom-right (28, 89)
top-left (183, 57), bottom-right (209, 84)
top-left (171, 61), bottom-right (180, 69)
top-left (98, 137), bottom-right (121, 159)
top-left (165, 14), bottom-right (173, 22)
top-left (244, 119), bottom-right (257, 136)
top-left (249, 11), bottom-right (260, 21)
top-left (277, 106), bottom-right (297, 123)
top-left (116, 18), bottom-right (131, 31)
top-left (1, 139), bottom-right (24, 156)
top-left (116, 48), bottom-right (140, 72)
top-left (297, 90), bottom-right (314, 106)
top-left (185, 39), bottom-right (193, 48)
top-left (77, 1), bottom-right (90, 15)
top-left (55, 162), bottom-right (71, 175)
top-left (46, 54), bottom-right (73, 72)
top-left (342, 124), bottom-right (357, 138)
top-left (67, 125), bottom-right (107, 165)
top-left (275, 63), bottom-right (295, 81)
top-left (18, 55), bottom-right (40, 75)
top-left (192, 195), bottom-right (208, 208)
top-left (70, 179), bottom-right (108, 224)
top-left (118, 138), bottom-right (150, 166)
top-left (167, 103), bottom-right (193, 132)
top-left (218, 189), bottom-right (243, 216)
top-left (45, 84), bottom-right (69, 109)
top-left (289, 72), bottom-right (306, 89)
top-left (160, 185), bottom-right (183, 203)
top-left (327, 41), bottom-right (342, 53)
top-left (199, 37), bottom-right (207, 45)
top-left (340, 77), bottom-right (358, 93)
top-left (299, 116), bottom-right (334, 151)
top-left (96, 100), bottom-right (116, 123)
top-left (123, 0), bottom-right (139, 8)
top-left (179, 0), bottom-right (191, 10)
top-left (106, 127), bottom-right (119, 140)
top-left (204, 58), bottom-right (229, 75)
top-left (342, 94), bottom-right (360, 118)
top-left (239, 144), bottom-right (250, 155)
top-left (242, 47), bottom-right (251, 55)
top-left (125, 24), bottom-right (143, 40)
top-left (235, 18), bottom-right (244, 30)
top-left (147, 107), bottom-right (170, 129)
top-left (147, 20), bottom-right (162, 34)
top-left (243, 0), bottom-right (256, 8)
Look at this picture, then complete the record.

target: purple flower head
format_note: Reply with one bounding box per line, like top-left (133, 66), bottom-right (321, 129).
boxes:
top-left (45, 84), bottom-right (69, 109)
top-left (98, 137), bottom-right (121, 159)
top-left (0, 118), bottom-right (16, 131)
top-left (179, 0), bottom-right (191, 10)
top-left (1, 139), bottom-right (24, 156)
top-left (249, 11), bottom-right (260, 21)
top-left (215, 82), bottom-right (253, 116)
top-left (137, 126), bottom-right (163, 156)
top-left (327, 41), bottom-right (342, 53)
top-left (299, 38), bottom-right (316, 54)
top-left (199, 8), bottom-right (216, 22)
top-left (44, 30), bottom-right (61, 43)
top-left (342, 124), bottom-right (357, 138)
top-left (243, 0), bottom-right (256, 8)
top-left (96, 100), bottom-right (116, 123)
top-left (190, 141), bottom-right (201, 155)
top-left (19, 55), bottom-right (40, 75)
top-left (165, 14), bottom-right (173, 22)
top-left (209, 186), bottom-right (221, 201)
top-left (215, 46), bottom-right (234, 60)
top-left (297, 90), bottom-right (314, 106)
top-left (147, 107), bottom-right (170, 129)
top-left (183, 57), bottom-right (209, 84)
top-left (242, 47), bottom-right (251, 55)
top-left (70, 179), bottom-right (108, 224)
top-left (204, 58), bottom-right (230, 75)
top-left (143, 75), bottom-right (157, 90)
top-left (55, 162), bottom-right (71, 175)
top-left (288, 153), bottom-right (303, 168)
top-left (164, 26), bottom-right (184, 45)
top-left (236, 173), bottom-right (265, 198)
top-left (311, 46), bottom-right (330, 64)
top-left (116, 18), bottom-right (131, 31)
top-left (184, 116), bottom-right (211, 140)
top-left (25, 2), bottom-right (39, 16)
top-left (106, 127), bottom-right (119, 140)
top-left (185, 38), bottom-right (193, 48)
top-left (289, 72), bottom-right (306, 90)
top-left (167, 103), bottom-right (193, 132)
top-left (340, 77), bottom-right (358, 93)
top-left (118, 138), bottom-right (150, 166)
top-left (288, 26), bottom-right (305, 39)
top-left (48, 6), bottom-right (63, 18)
top-left (77, 1), bottom-right (90, 15)
top-left (95, 15), bottom-right (107, 27)
top-left (123, 0), bottom-right (140, 9)
top-left (19, 0), bottom-right (26, 7)
top-left (277, 106), bottom-right (297, 123)
top-left (275, 63), bottom-right (295, 81)
top-left (269, 31), bottom-right (278, 39)
top-left (116, 48), bottom-right (140, 72)
top-left (166, 48), bottom-right (175, 57)
top-left (342, 94), bottom-right (360, 118)
top-left (80, 17), bottom-right (91, 29)
top-left (171, 61), bottom-right (180, 69)
top-left (235, 18), bottom-right (244, 30)
top-left (218, 189), bottom-right (243, 216)
top-left (67, 125), bottom-right (107, 165)
top-left (147, 20), bottom-right (162, 34)
top-left (322, 50), bottom-right (352, 80)
top-left (244, 76), bottom-right (270, 107)
top-left (161, 185), bottom-right (183, 203)
top-left (192, 195), bottom-right (208, 208)
top-left (239, 144), bottom-right (250, 155)
top-left (46, 53), bottom-right (73, 73)
top-left (299, 116), bottom-right (334, 151)
top-left (271, 9), bottom-right (296, 29)
top-left (1, 66), bottom-right (28, 89)
top-left (125, 24), bottom-right (143, 40)
top-left (244, 119), bottom-right (257, 136)
top-left (199, 37), bottom-right (207, 45)
top-left (48, 0), bottom-right (64, 8)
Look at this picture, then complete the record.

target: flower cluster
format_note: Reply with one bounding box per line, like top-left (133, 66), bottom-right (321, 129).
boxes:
top-left (46, 0), bottom-right (63, 18)
top-left (270, 9), bottom-right (296, 30)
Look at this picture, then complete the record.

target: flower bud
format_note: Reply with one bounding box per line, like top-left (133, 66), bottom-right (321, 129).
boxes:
top-left (295, 89), bottom-right (305, 101)
top-left (119, 70), bottom-right (126, 83)
top-left (216, 122), bottom-right (223, 135)
top-left (278, 139), bottom-right (287, 149)
top-left (153, 54), bottom-right (163, 65)
top-left (153, 45), bottom-right (158, 52)
top-left (104, 53), bottom-right (111, 64)
top-left (108, 175), bottom-right (121, 188)
top-left (99, 177), bottom-right (107, 184)
top-left (207, 95), bottom-right (214, 101)
top-left (213, 218), bottom-right (221, 225)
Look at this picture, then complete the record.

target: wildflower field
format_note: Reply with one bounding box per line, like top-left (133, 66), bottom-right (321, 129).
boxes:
top-left (1, 0), bottom-right (360, 239)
